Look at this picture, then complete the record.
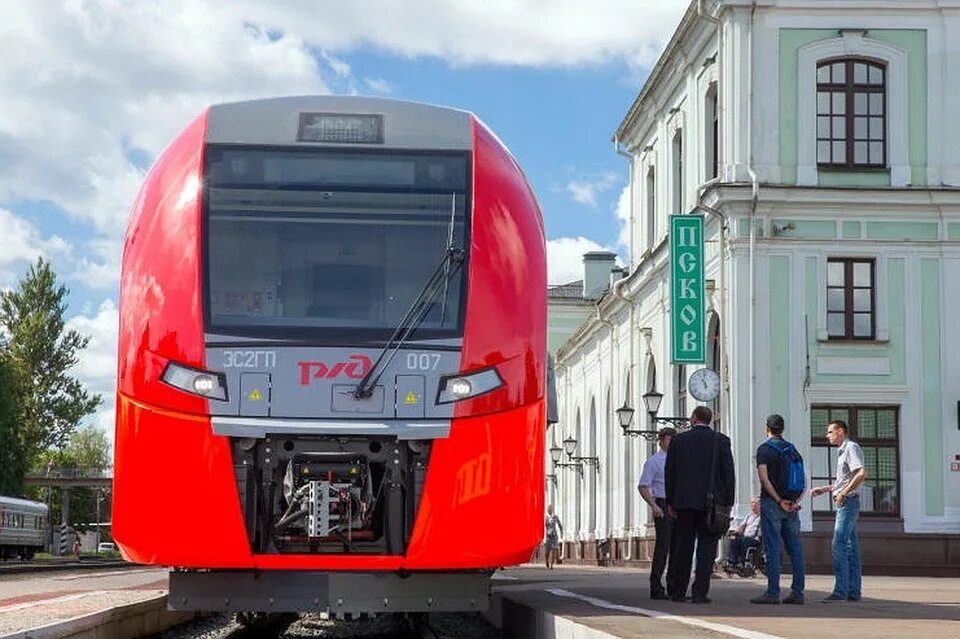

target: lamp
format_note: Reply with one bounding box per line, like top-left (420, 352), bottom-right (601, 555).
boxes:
top-left (616, 403), bottom-right (635, 430)
top-left (549, 445), bottom-right (563, 465)
top-left (619, 400), bottom-right (664, 440)
top-left (642, 389), bottom-right (692, 428)
top-left (561, 436), bottom-right (599, 470)
top-left (642, 390), bottom-right (664, 416)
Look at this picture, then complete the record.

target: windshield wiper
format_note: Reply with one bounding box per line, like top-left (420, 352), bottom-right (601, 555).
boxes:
top-left (354, 195), bottom-right (465, 399)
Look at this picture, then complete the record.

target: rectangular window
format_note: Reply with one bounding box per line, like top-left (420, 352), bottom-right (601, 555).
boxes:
top-left (810, 405), bottom-right (900, 516)
top-left (204, 146), bottom-right (469, 339)
top-left (816, 58), bottom-right (887, 169)
top-left (826, 258), bottom-right (875, 340)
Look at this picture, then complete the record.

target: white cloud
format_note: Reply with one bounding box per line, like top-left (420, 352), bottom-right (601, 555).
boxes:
top-left (235, 0), bottom-right (688, 68)
top-left (547, 236), bottom-right (619, 286)
top-left (614, 184), bottom-right (631, 251)
top-left (0, 1), bottom-right (331, 244)
top-left (0, 1), bottom-right (688, 241)
top-left (66, 299), bottom-right (119, 455)
top-left (364, 78), bottom-right (394, 94)
top-left (71, 237), bottom-right (122, 292)
top-left (566, 172), bottom-right (619, 207)
top-left (66, 299), bottom-right (118, 401)
top-left (0, 208), bottom-right (72, 284)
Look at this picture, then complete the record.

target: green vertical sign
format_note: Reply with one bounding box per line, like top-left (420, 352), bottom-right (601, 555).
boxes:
top-left (670, 215), bottom-right (705, 363)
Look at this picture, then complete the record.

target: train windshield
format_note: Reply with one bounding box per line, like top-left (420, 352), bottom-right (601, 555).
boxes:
top-left (203, 146), bottom-right (469, 339)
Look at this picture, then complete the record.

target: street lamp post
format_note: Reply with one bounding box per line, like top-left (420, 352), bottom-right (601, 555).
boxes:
top-left (642, 390), bottom-right (692, 427)
top-left (560, 436), bottom-right (599, 471)
top-left (620, 393), bottom-right (693, 439)
top-left (550, 443), bottom-right (582, 474)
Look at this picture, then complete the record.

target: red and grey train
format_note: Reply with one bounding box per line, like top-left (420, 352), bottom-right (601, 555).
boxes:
top-left (113, 96), bottom-right (547, 614)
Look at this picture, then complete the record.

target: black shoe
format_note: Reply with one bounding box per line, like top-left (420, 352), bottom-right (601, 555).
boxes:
top-left (651, 591), bottom-right (669, 600)
top-left (822, 594), bottom-right (847, 602)
top-left (782, 593), bottom-right (805, 605)
top-left (750, 593), bottom-right (781, 604)
top-left (670, 594), bottom-right (688, 602)
top-left (847, 596), bottom-right (861, 602)
top-left (691, 595), bottom-right (712, 604)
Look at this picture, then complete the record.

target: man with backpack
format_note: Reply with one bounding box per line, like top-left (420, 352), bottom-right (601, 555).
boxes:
top-left (750, 414), bottom-right (806, 605)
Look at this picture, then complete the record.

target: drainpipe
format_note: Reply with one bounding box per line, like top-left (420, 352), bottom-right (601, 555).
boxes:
top-left (747, 0), bottom-right (761, 498)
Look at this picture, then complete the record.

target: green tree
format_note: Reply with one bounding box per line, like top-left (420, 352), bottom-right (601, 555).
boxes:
top-left (0, 257), bottom-right (101, 466)
top-left (0, 354), bottom-right (26, 495)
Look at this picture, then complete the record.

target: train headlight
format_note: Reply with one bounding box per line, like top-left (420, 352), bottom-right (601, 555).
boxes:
top-left (436, 368), bottom-right (503, 404)
top-left (161, 362), bottom-right (229, 401)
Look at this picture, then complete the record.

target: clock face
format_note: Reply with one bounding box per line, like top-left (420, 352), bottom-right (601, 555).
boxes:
top-left (688, 368), bottom-right (721, 402)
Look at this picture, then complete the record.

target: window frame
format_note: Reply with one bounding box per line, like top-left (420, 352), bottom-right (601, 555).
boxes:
top-left (826, 257), bottom-right (876, 341)
top-left (816, 57), bottom-right (888, 170)
top-left (810, 405), bottom-right (901, 518)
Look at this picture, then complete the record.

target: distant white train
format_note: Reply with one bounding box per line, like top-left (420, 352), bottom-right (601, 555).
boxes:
top-left (0, 495), bottom-right (48, 560)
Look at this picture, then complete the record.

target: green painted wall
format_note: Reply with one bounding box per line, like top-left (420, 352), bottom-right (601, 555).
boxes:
top-left (819, 172), bottom-right (890, 188)
top-left (949, 223), bottom-right (960, 241)
top-left (920, 258), bottom-right (944, 516)
top-left (865, 221), bottom-right (938, 240)
top-left (842, 221), bottom-right (862, 239)
top-left (770, 256), bottom-right (790, 422)
top-left (779, 29), bottom-right (928, 186)
top-left (772, 219), bottom-right (837, 239)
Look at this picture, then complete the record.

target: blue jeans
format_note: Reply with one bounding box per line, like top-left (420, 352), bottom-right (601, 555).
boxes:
top-left (760, 497), bottom-right (805, 597)
top-left (831, 494), bottom-right (861, 599)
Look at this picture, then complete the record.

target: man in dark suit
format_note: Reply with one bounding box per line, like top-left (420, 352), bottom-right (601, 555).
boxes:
top-left (664, 405), bottom-right (735, 603)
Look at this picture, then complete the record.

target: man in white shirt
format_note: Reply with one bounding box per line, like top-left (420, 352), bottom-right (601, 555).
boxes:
top-left (725, 497), bottom-right (761, 568)
top-left (638, 426), bottom-right (676, 600)
top-left (811, 419), bottom-right (867, 602)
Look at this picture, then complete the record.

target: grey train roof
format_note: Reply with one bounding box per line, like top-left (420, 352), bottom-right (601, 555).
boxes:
top-left (205, 96), bottom-right (474, 150)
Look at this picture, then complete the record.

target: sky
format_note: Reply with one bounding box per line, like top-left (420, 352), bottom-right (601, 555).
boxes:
top-left (0, 0), bottom-right (691, 446)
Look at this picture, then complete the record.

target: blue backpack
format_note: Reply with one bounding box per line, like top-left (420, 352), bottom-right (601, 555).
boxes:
top-left (763, 439), bottom-right (805, 500)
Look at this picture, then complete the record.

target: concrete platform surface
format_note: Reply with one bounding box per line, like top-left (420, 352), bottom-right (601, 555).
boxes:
top-left (492, 564), bottom-right (960, 639)
top-left (0, 567), bottom-right (169, 637)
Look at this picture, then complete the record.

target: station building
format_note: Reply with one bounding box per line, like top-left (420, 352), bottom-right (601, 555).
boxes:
top-left (551, 0), bottom-right (960, 573)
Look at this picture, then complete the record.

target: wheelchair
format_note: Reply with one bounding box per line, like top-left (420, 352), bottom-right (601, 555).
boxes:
top-left (720, 536), bottom-right (766, 578)
top-left (740, 543), bottom-right (767, 578)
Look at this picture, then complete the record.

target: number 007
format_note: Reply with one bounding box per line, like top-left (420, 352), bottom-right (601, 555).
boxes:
top-left (406, 353), bottom-right (441, 370)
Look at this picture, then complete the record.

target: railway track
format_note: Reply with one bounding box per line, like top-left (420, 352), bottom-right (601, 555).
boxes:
top-left (149, 611), bottom-right (505, 639)
top-left (0, 557), bottom-right (133, 575)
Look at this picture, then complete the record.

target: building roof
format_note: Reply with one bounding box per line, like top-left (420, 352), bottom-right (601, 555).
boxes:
top-left (548, 280), bottom-right (585, 300)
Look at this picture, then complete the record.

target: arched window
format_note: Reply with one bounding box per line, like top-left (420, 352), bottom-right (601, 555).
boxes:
top-left (604, 387), bottom-right (614, 537)
top-left (623, 372), bottom-right (633, 531)
top-left (816, 58), bottom-right (886, 169)
top-left (675, 364), bottom-right (687, 416)
top-left (705, 83), bottom-right (719, 180)
top-left (574, 408), bottom-right (582, 535)
top-left (672, 129), bottom-right (684, 213)
top-left (645, 166), bottom-right (656, 251)
top-left (588, 398), bottom-right (598, 536)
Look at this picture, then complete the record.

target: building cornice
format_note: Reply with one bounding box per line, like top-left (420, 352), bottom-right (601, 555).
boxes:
top-left (614, 0), bottom-right (718, 143)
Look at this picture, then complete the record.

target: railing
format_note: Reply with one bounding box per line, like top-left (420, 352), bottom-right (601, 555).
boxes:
top-left (24, 468), bottom-right (112, 480)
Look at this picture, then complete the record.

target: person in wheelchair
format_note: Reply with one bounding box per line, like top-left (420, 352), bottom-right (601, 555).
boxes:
top-left (723, 497), bottom-right (762, 575)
